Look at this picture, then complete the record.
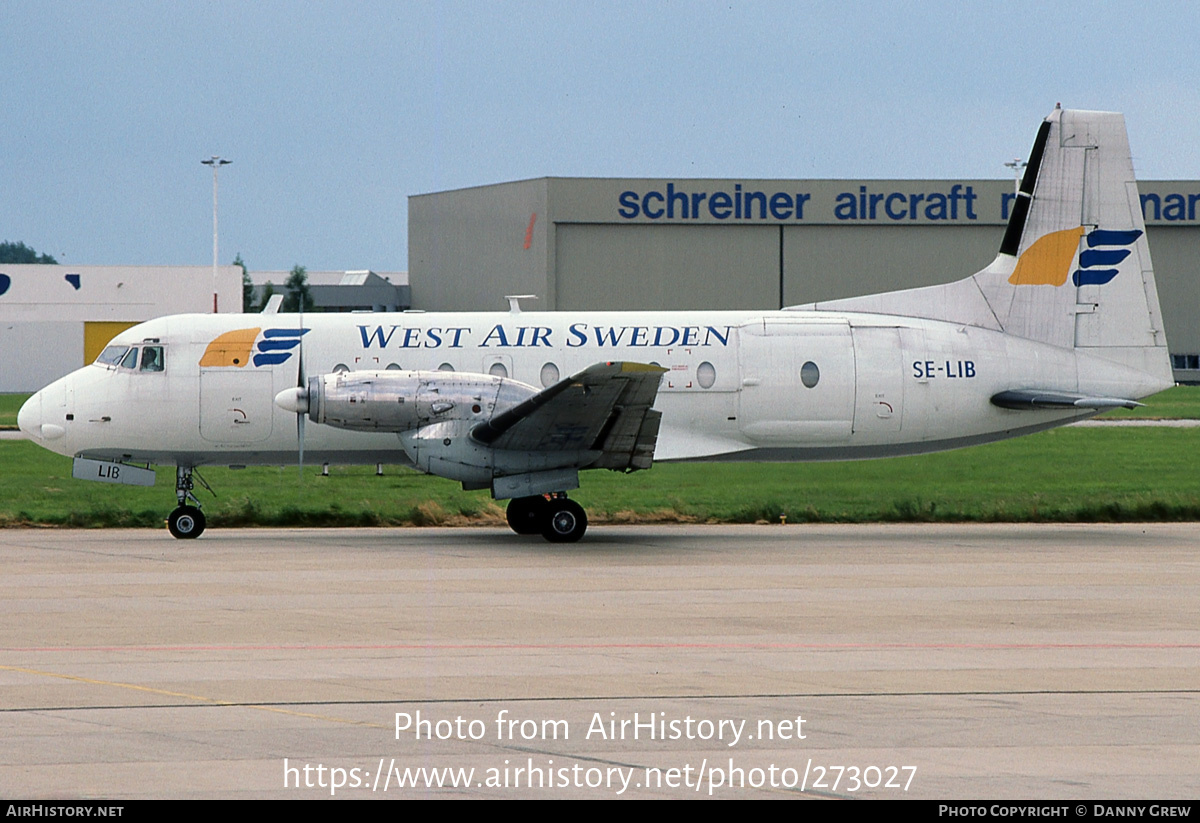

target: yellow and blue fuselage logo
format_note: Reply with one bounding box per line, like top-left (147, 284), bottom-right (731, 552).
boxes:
top-left (1009, 227), bottom-right (1141, 287)
top-left (199, 327), bottom-right (309, 367)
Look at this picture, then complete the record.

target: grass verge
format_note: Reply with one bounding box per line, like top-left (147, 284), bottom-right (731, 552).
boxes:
top-left (0, 394), bottom-right (30, 429)
top-left (2, 425), bottom-right (1198, 529)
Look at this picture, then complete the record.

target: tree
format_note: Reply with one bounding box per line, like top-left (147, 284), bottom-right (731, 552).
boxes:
top-left (234, 253), bottom-right (254, 312)
top-left (281, 264), bottom-right (313, 313)
top-left (0, 241), bottom-right (57, 264)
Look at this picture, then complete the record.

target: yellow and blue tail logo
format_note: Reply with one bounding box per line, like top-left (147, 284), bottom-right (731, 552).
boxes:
top-left (199, 327), bottom-right (310, 368)
top-left (1008, 227), bottom-right (1141, 287)
top-left (1072, 229), bottom-right (1141, 286)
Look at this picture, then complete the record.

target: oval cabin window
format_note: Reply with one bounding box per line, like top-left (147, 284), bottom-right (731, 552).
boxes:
top-left (800, 361), bottom-right (820, 388)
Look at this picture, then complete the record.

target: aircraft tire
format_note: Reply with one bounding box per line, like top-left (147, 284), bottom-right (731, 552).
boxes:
top-left (543, 499), bottom-right (587, 543)
top-left (506, 496), bottom-right (549, 535)
top-left (168, 506), bottom-right (206, 539)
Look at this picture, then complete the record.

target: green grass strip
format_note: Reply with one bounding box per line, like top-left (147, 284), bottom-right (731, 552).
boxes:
top-left (2, 425), bottom-right (1198, 529)
top-left (0, 394), bottom-right (30, 429)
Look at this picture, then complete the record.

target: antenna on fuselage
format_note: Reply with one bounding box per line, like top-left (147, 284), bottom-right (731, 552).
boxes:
top-left (506, 294), bottom-right (537, 313)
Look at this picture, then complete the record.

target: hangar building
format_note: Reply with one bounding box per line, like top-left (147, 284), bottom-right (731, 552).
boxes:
top-left (1, 266), bottom-right (409, 392)
top-left (409, 178), bottom-right (1200, 383)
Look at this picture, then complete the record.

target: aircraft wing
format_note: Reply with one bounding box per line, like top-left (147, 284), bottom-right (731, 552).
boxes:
top-left (471, 361), bottom-right (667, 470)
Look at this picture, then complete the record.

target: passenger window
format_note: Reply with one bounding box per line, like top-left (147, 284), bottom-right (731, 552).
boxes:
top-left (140, 346), bottom-right (164, 372)
top-left (120, 348), bottom-right (139, 370)
top-left (800, 361), bottom-right (820, 388)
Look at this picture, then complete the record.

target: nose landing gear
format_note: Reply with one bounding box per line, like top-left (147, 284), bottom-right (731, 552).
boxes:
top-left (168, 466), bottom-right (208, 539)
top-left (167, 505), bottom-right (206, 539)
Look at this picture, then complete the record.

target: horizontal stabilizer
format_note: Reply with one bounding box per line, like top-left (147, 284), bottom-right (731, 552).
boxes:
top-left (990, 390), bottom-right (1142, 411)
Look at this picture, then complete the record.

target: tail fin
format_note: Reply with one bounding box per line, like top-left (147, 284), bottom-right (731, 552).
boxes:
top-left (799, 107), bottom-right (1172, 387)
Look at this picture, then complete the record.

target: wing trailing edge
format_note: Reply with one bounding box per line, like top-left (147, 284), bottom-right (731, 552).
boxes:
top-left (472, 361), bottom-right (667, 471)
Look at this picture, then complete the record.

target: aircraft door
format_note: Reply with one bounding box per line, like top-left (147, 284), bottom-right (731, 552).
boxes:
top-left (898, 327), bottom-right (930, 441)
top-left (199, 369), bottom-right (275, 443)
top-left (738, 319), bottom-right (854, 443)
top-left (850, 326), bottom-right (904, 436)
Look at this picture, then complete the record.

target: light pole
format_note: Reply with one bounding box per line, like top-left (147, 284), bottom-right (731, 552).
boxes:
top-left (201, 156), bottom-right (231, 313)
top-left (1004, 158), bottom-right (1026, 195)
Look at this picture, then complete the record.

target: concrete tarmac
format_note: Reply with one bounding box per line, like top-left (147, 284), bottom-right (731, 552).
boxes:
top-left (1, 523), bottom-right (1197, 799)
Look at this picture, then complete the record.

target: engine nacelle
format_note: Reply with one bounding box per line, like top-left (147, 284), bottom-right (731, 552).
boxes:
top-left (277, 369), bottom-right (591, 498)
top-left (301, 369), bottom-right (539, 432)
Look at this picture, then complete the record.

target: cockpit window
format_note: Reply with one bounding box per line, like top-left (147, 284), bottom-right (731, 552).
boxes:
top-left (140, 346), bottom-right (164, 372)
top-left (95, 345), bottom-right (129, 367)
top-left (120, 348), bottom-right (139, 370)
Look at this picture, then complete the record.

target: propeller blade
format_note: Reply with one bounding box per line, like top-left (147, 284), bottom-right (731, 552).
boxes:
top-left (298, 412), bottom-right (305, 474)
top-left (297, 310), bottom-right (305, 477)
top-left (297, 295), bottom-right (306, 478)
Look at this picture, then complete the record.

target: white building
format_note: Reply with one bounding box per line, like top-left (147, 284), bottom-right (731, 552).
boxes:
top-left (0, 264), bottom-right (241, 392)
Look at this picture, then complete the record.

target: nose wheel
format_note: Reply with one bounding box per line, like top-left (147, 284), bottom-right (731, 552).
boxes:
top-left (168, 465), bottom-right (209, 540)
top-left (168, 505), bottom-right (206, 539)
top-left (505, 494), bottom-right (587, 543)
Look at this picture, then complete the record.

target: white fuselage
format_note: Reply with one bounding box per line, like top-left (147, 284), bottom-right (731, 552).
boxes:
top-left (18, 308), bottom-right (1168, 470)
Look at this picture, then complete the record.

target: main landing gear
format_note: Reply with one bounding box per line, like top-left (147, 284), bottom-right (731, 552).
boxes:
top-left (168, 466), bottom-right (207, 539)
top-left (506, 494), bottom-right (588, 543)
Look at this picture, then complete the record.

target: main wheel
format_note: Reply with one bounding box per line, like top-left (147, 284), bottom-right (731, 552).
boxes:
top-left (167, 505), bottom-right (206, 539)
top-left (542, 499), bottom-right (587, 543)
top-left (506, 496), bottom-right (548, 535)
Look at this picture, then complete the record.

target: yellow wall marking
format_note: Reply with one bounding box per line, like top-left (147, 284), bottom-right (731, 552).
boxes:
top-left (83, 321), bottom-right (139, 365)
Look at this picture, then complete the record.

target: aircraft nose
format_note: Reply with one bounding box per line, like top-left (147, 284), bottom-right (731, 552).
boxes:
top-left (17, 391), bottom-right (64, 441)
top-left (17, 392), bottom-right (41, 438)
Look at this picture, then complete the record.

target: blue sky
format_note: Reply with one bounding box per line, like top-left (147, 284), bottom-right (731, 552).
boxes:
top-left (2, 1), bottom-right (1197, 271)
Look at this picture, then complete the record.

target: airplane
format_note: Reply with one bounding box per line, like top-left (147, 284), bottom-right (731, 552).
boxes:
top-left (17, 107), bottom-right (1174, 542)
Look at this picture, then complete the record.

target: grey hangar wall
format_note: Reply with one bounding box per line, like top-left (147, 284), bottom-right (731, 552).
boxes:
top-left (409, 178), bottom-right (1200, 382)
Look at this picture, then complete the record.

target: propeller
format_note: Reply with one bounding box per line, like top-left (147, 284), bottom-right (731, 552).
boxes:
top-left (271, 296), bottom-right (309, 478)
top-left (297, 294), bottom-right (306, 477)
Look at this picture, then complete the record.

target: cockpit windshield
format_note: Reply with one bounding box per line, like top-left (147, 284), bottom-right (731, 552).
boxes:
top-left (140, 346), bottom-right (164, 372)
top-left (95, 345), bottom-right (129, 367)
top-left (94, 344), bottom-right (167, 372)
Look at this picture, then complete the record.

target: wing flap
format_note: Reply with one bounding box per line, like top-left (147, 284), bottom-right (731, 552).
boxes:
top-left (472, 361), bottom-right (667, 469)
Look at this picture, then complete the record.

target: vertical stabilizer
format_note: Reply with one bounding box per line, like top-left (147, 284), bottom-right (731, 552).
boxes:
top-left (976, 108), bottom-right (1169, 382)
top-left (798, 107), bottom-right (1172, 389)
